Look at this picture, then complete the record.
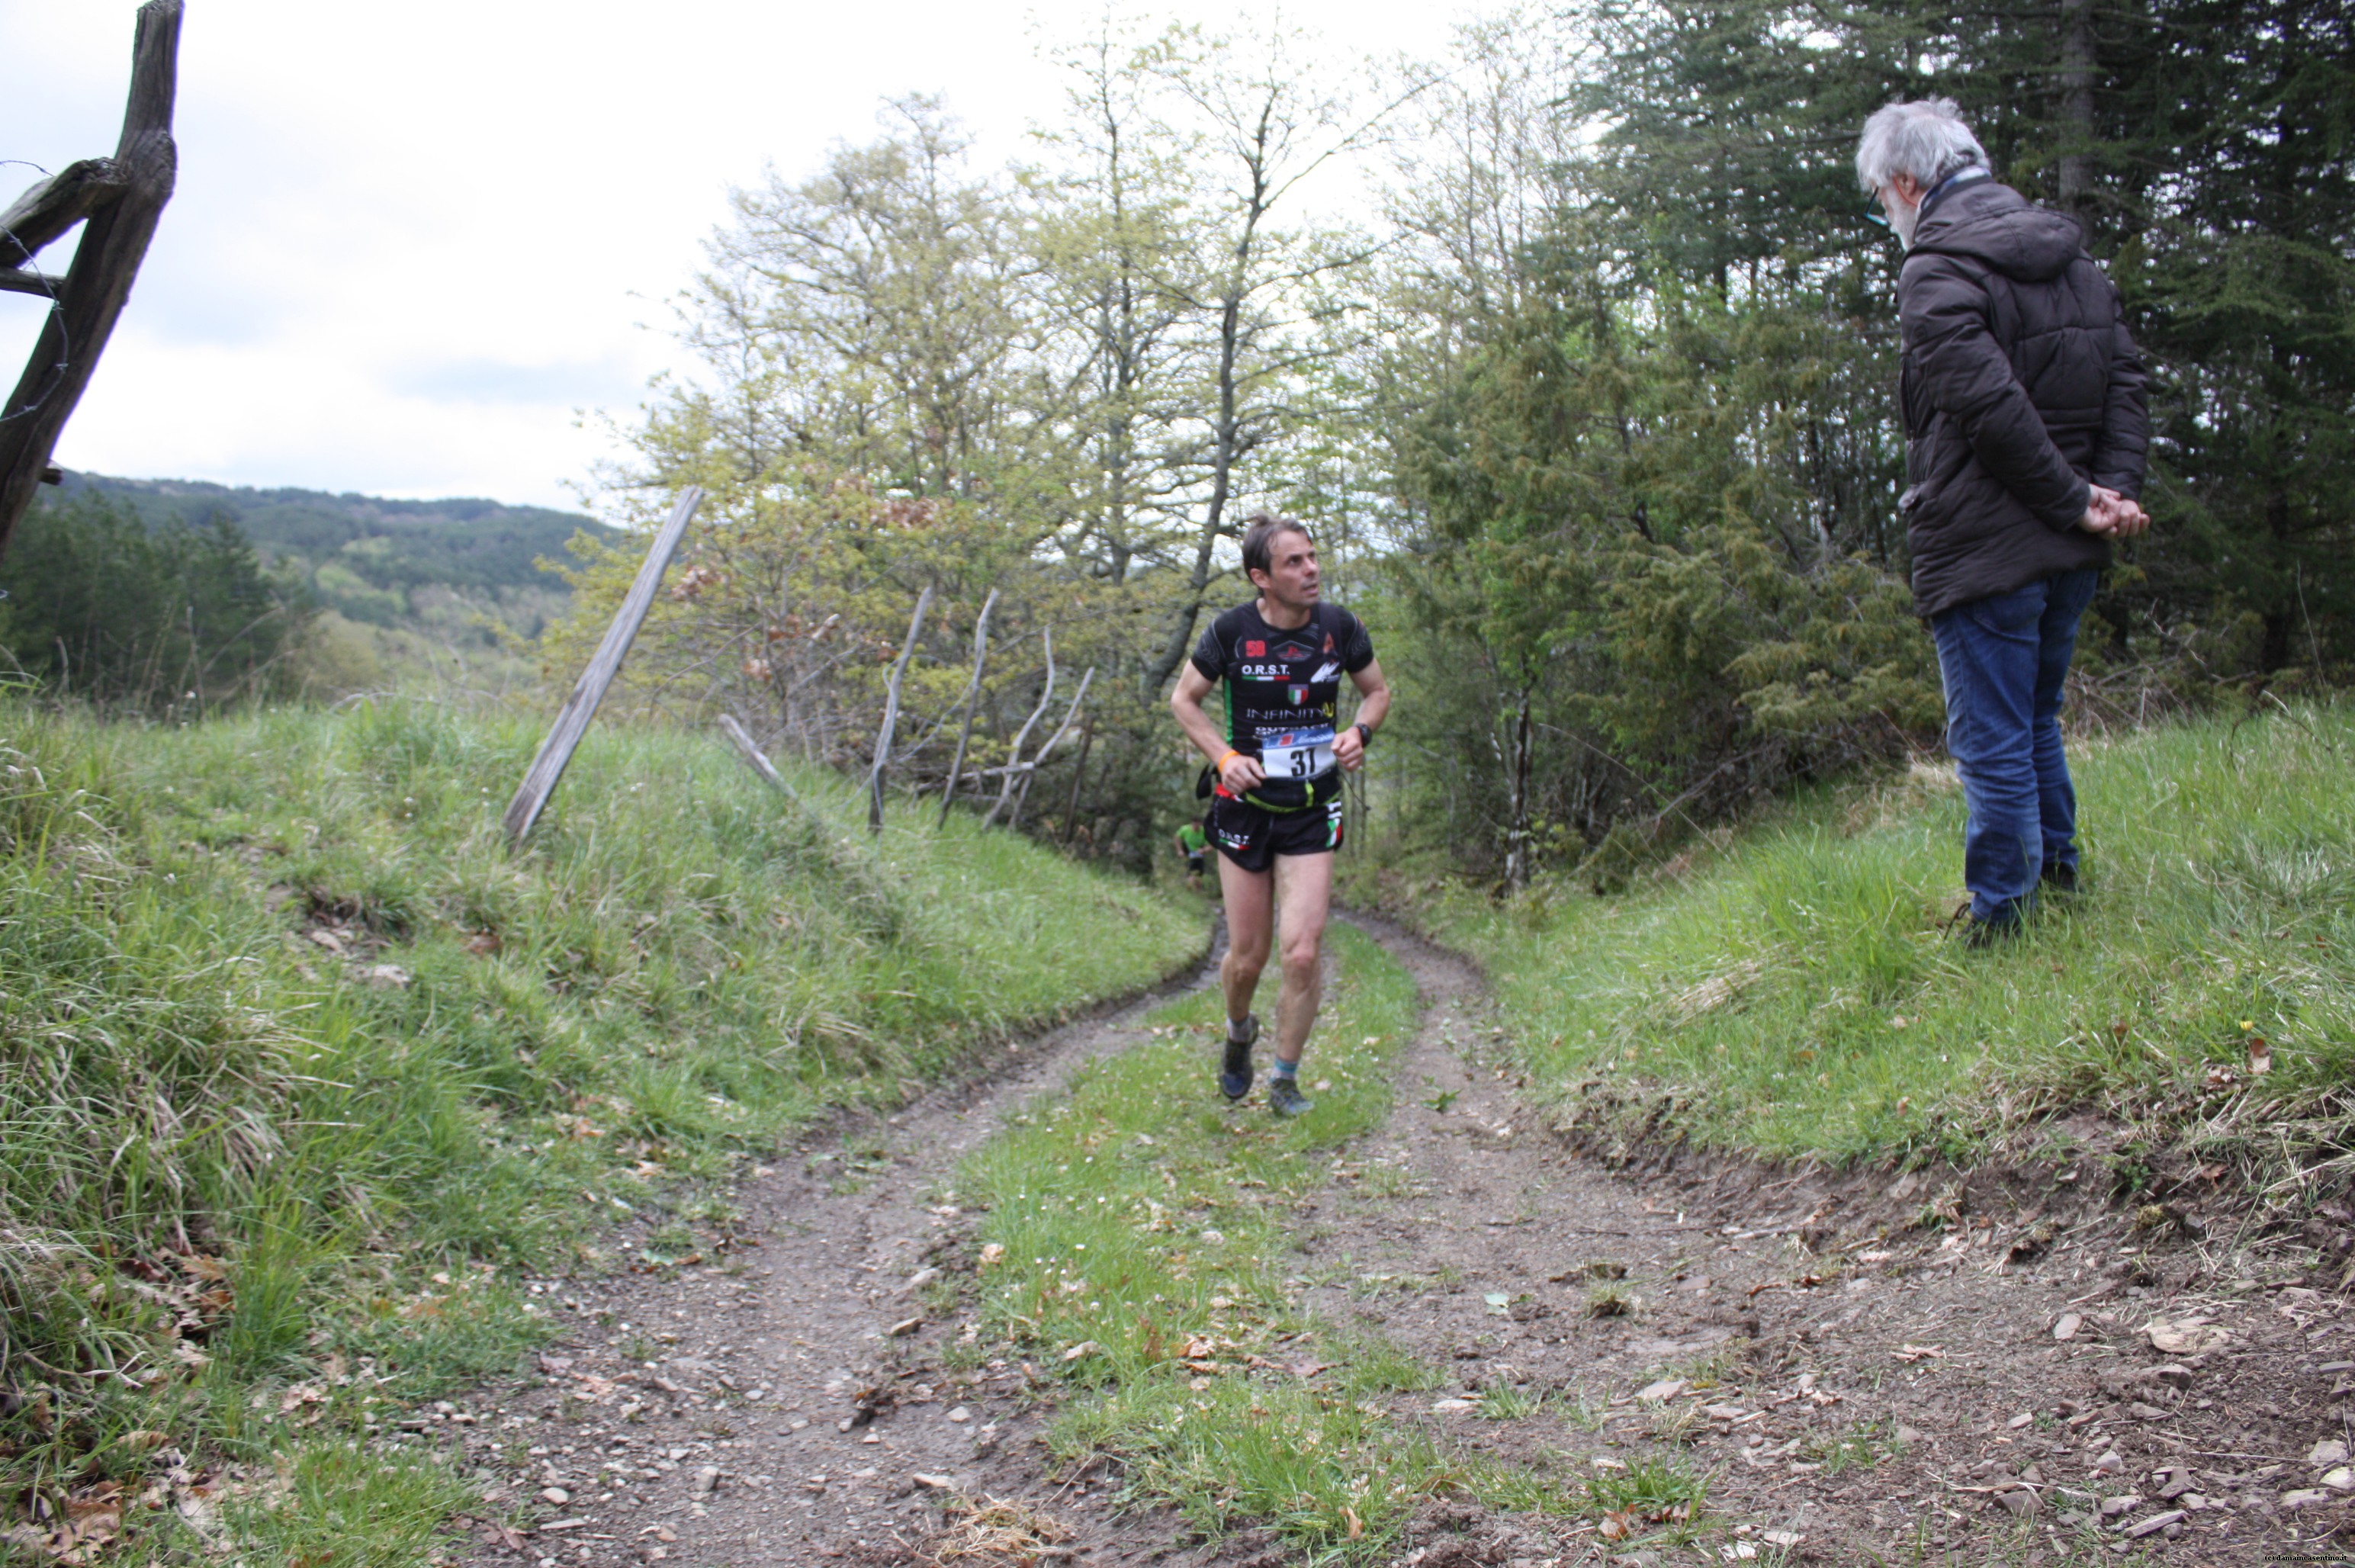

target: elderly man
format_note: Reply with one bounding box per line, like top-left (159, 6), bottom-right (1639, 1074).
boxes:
top-left (1858, 98), bottom-right (2151, 945)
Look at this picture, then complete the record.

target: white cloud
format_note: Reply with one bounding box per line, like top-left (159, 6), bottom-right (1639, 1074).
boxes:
top-left (2, 1), bottom-right (1467, 509)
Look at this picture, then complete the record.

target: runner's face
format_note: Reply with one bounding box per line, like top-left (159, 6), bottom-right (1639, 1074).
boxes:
top-left (1249, 532), bottom-right (1319, 611)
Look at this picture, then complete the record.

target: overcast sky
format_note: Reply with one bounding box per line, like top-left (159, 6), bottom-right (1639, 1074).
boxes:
top-left (0, 2), bottom-right (1472, 512)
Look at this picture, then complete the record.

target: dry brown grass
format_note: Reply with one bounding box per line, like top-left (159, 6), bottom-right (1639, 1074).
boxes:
top-left (925, 1496), bottom-right (1077, 1565)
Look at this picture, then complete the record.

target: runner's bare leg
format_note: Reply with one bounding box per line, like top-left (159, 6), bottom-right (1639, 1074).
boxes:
top-left (1219, 854), bottom-right (1274, 1027)
top-left (1271, 850), bottom-right (1335, 1065)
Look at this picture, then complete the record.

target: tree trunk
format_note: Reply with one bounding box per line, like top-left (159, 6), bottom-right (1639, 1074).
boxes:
top-left (2056, 0), bottom-right (2097, 230)
top-left (1502, 689), bottom-right (1534, 889)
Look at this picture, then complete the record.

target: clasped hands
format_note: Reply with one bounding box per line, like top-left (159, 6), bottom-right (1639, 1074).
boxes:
top-left (1217, 729), bottom-right (1367, 792)
top-left (2079, 484), bottom-right (2149, 539)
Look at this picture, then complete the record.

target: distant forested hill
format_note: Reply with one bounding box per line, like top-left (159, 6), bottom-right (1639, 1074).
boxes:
top-left (33, 472), bottom-right (625, 697)
top-left (52, 471), bottom-right (619, 634)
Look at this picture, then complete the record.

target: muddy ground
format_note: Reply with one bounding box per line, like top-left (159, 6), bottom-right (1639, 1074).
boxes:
top-left (443, 916), bottom-right (2355, 1567)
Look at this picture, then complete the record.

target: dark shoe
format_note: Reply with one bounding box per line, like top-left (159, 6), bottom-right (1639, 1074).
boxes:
top-left (1267, 1075), bottom-right (1314, 1117)
top-left (1219, 1015), bottom-right (1258, 1100)
top-left (1962, 912), bottom-right (2024, 949)
top-left (2039, 862), bottom-right (2080, 896)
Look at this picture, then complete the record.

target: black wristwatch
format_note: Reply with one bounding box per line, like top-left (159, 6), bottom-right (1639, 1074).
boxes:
top-left (1354, 722), bottom-right (1372, 748)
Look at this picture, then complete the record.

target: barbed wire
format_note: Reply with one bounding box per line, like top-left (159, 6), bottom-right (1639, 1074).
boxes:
top-left (0, 156), bottom-right (78, 432)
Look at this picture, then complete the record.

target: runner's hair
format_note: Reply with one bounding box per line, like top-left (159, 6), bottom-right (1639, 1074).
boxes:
top-left (1239, 512), bottom-right (1312, 580)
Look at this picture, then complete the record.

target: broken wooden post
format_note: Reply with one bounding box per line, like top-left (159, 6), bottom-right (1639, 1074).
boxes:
top-left (1060, 718), bottom-right (1096, 847)
top-left (937, 586), bottom-right (999, 828)
top-left (1007, 666), bottom-right (1094, 833)
top-left (502, 487), bottom-right (704, 843)
top-left (865, 584), bottom-right (933, 834)
top-left (718, 712), bottom-right (810, 808)
top-left (982, 629), bottom-right (1055, 831)
top-left (0, 2), bottom-right (182, 559)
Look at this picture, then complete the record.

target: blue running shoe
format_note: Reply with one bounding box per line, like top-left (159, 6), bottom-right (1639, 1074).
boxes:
top-left (1268, 1075), bottom-right (1314, 1118)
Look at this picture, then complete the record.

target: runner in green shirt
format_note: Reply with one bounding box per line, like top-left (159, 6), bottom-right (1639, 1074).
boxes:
top-left (1174, 818), bottom-right (1210, 893)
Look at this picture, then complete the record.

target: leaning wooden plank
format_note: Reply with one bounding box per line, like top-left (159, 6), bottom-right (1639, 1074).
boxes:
top-left (0, 158), bottom-right (127, 269)
top-left (718, 712), bottom-right (810, 808)
top-left (865, 584), bottom-right (934, 834)
top-left (0, 3), bottom-right (180, 558)
top-left (502, 487), bottom-right (705, 843)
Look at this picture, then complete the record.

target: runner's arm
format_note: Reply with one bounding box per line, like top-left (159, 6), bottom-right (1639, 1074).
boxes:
top-left (1171, 664), bottom-right (1264, 791)
top-left (1332, 657), bottom-right (1391, 772)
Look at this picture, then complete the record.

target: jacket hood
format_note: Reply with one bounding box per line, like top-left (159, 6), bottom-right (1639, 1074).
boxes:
top-left (1909, 181), bottom-right (2085, 283)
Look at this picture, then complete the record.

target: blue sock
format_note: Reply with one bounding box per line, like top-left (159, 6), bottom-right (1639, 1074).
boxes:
top-left (1271, 1060), bottom-right (1298, 1081)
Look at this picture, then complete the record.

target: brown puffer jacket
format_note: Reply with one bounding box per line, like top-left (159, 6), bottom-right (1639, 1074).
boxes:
top-left (1896, 178), bottom-right (2149, 618)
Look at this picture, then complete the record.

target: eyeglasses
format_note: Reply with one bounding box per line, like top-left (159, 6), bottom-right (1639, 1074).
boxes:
top-left (1864, 189), bottom-right (1893, 231)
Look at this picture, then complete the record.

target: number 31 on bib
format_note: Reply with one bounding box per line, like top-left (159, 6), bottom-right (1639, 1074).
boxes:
top-left (1260, 726), bottom-right (1336, 779)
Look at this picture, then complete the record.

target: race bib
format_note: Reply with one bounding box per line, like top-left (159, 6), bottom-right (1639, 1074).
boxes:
top-left (1258, 725), bottom-right (1335, 782)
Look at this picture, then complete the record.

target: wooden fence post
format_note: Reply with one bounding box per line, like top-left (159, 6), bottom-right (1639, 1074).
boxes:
top-left (1007, 666), bottom-right (1094, 833)
top-left (502, 487), bottom-right (704, 843)
top-left (937, 586), bottom-right (998, 828)
top-left (1060, 718), bottom-right (1096, 847)
top-left (982, 629), bottom-right (1055, 831)
top-left (866, 584), bottom-right (933, 834)
top-left (0, 2), bottom-right (182, 557)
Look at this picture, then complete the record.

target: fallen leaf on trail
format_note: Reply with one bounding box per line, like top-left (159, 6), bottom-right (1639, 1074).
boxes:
top-left (2145, 1319), bottom-right (2230, 1355)
top-left (1483, 1292), bottom-right (1511, 1315)
top-left (978, 1243), bottom-right (1005, 1267)
top-left (2249, 1039), bottom-right (2273, 1075)
top-left (1894, 1344), bottom-right (1945, 1363)
top-left (1597, 1510), bottom-right (1634, 1541)
top-left (1761, 1529), bottom-right (1803, 1547)
top-left (1060, 1341), bottom-right (1099, 1362)
top-left (1636, 1378), bottom-right (1687, 1404)
top-left (1289, 1360), bottom-right (1333, 1378)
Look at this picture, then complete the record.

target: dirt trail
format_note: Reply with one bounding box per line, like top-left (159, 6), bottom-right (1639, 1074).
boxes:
top-left (451, 915), bottom-right (2355, 1567)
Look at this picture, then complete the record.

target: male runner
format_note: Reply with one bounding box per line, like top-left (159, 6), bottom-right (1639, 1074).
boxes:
top-left (1174, 816), bottom-right (1212, 893)
top-left (1169, 513), bottom-right (1390, 1117)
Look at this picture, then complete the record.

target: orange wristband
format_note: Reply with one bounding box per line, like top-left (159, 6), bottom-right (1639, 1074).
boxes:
top-left (1216, 749), bottom-right (1239, 773)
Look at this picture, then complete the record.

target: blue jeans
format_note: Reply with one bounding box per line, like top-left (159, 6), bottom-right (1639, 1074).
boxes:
top-left (1929, 568), bottom-right (2101, 924)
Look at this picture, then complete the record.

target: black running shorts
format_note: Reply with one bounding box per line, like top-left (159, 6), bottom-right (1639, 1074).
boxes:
top-left (1208, 793), bottom-right (1344, 872)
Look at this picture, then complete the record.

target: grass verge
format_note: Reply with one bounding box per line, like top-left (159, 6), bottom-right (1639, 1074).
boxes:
top-left (1407, 704), bottom-right (2354, 1174)
top-left (0, 697), bottom-right (1202, 1558)
top-left (952, 923), bottom-right (1621, 1557)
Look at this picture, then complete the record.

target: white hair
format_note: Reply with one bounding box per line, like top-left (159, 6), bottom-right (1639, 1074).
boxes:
top-left (1855, 98), bottom-right (1990, 192)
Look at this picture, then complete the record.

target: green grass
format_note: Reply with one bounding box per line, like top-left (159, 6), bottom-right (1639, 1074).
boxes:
top-left (1420, 704), bottom-right (2355, 1168)
top-left (0, 696), bottom-right (1202, 1557)
top-left (954, 924), bottom-right (1590, 1557)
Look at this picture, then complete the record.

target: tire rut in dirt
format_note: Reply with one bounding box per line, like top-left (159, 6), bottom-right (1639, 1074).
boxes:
top-left (450, 935), bottom-right (1232, 1568)
top-left (1311, 912), bottom-right (2342, 1566)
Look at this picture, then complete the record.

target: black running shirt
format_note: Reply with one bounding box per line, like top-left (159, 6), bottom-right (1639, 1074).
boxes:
top-left (1190, 599), bottom-right (1375, 811)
